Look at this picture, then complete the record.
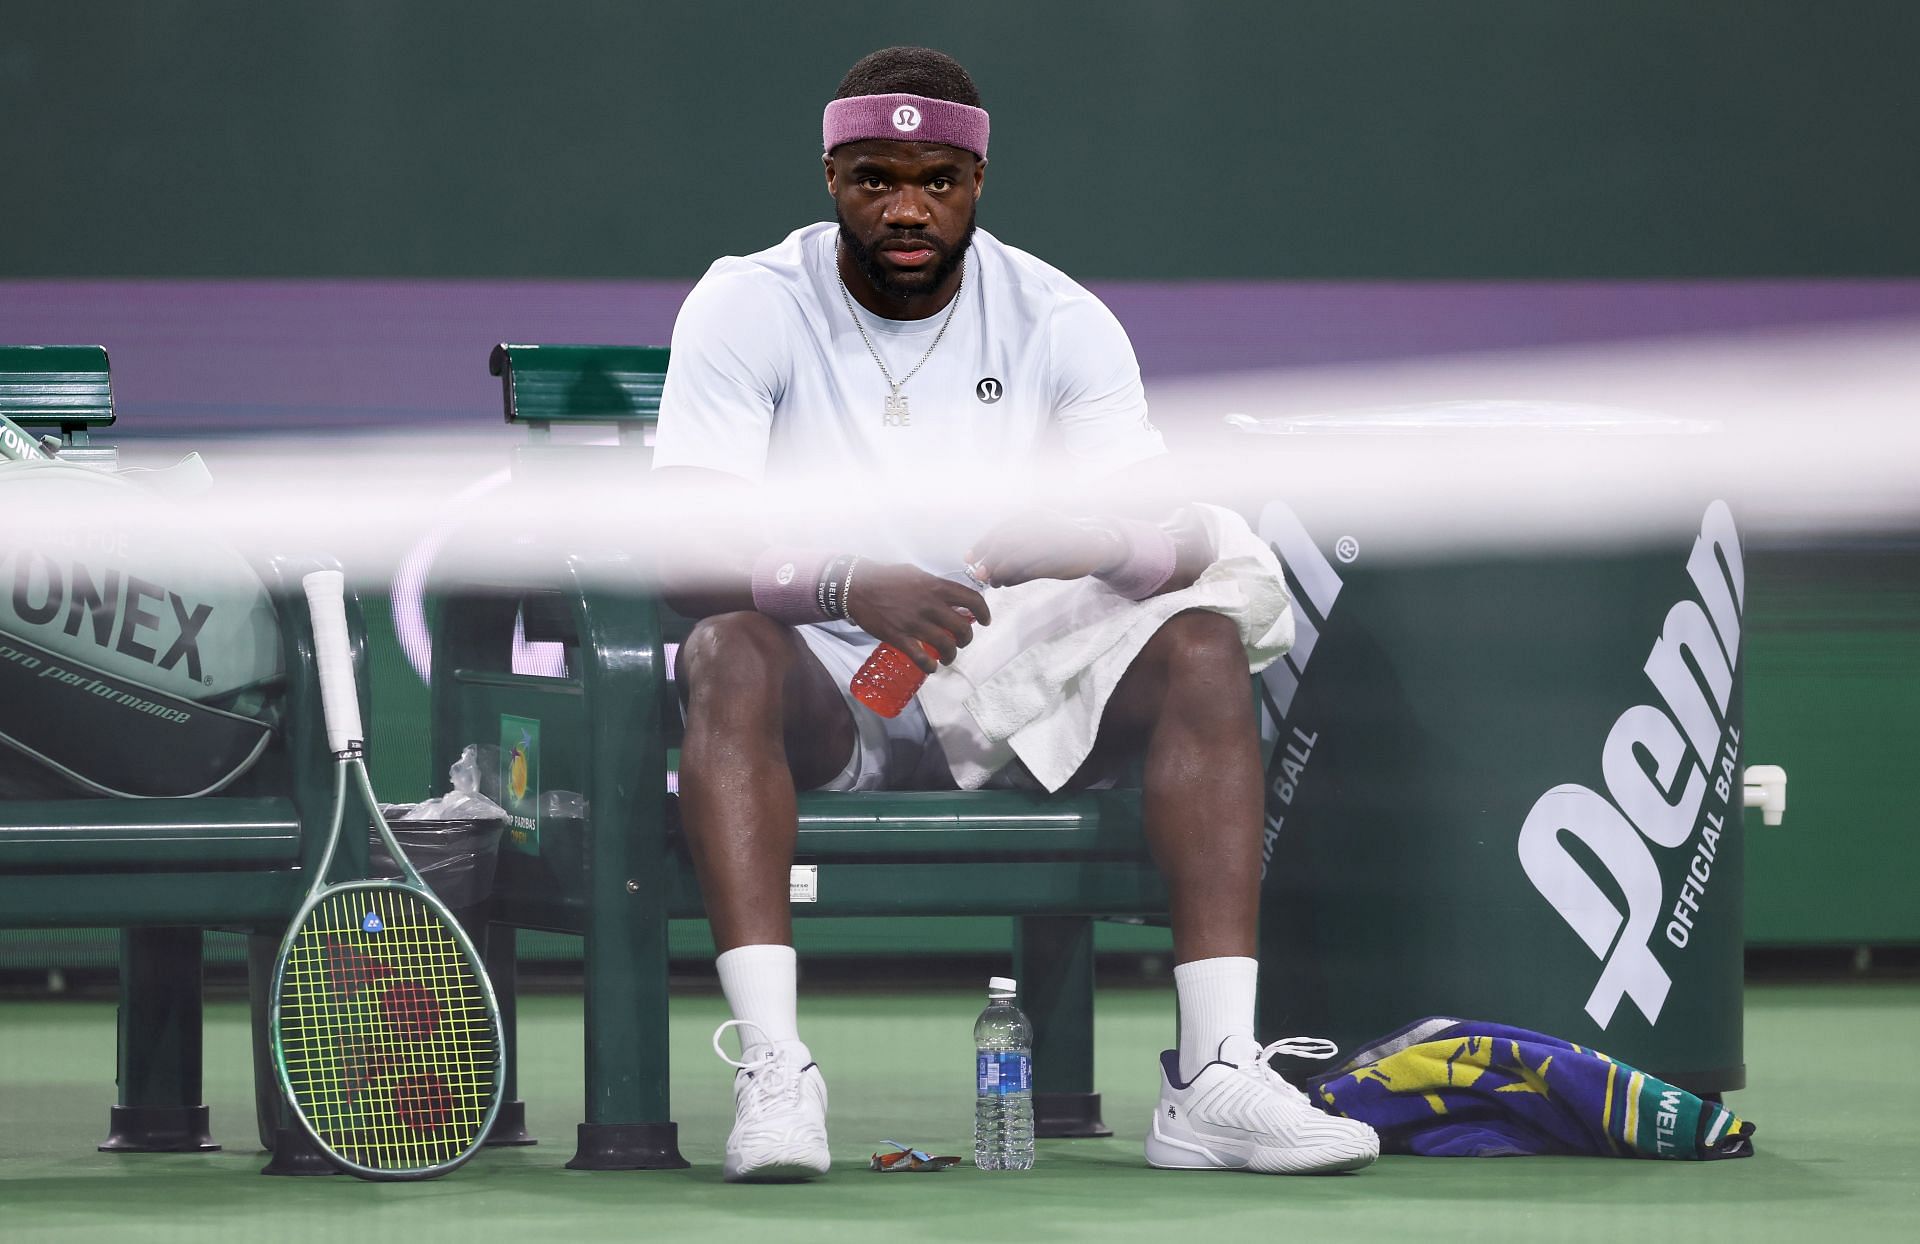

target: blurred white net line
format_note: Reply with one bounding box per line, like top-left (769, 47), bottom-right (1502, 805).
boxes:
top-left (4, 319), bottom-right (1917, 589)
top-left (1157, 317), bottom-right (1920, 550)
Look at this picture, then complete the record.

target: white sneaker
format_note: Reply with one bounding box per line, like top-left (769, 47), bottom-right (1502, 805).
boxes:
top-left (712, 1020), bottom-right (830, 1182)
top-left (1145, 1036), bottom-right (1379, 1175)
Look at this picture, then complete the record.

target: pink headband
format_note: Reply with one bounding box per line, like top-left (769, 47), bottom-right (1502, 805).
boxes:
top-left (823, 93), bottom-right (990, 160)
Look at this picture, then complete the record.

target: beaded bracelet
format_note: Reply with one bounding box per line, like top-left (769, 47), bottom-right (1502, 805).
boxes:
top-left (841, 557), bottom-right (864, 628)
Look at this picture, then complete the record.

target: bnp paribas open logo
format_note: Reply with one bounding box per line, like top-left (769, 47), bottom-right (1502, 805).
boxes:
top-left (1253, 502), bottom-right (1345, 881)
top-left (1518, 500), bottom-right (1745, 1030)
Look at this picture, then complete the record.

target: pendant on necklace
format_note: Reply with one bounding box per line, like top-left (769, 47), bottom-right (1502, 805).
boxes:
top-left (883, 392), bottom-right (912, 427)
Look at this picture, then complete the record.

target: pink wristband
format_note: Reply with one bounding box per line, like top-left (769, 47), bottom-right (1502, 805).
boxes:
top-left (750, 548), bottom-right (832, 625)
top-left (1091, 518), bottom-right (1178, 600)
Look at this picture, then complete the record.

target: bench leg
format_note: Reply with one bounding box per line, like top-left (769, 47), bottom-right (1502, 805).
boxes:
top-left (100, 927), bottom-right (220, 1153)
top-left (246, 932), bottom-right (339, 1175)
top-left (249, 932), bottom-right (278, 1151)
top-left (482, 924), bottom-right (537, 1146)
top-left (1015, 915), bottom-right (1112, 1138)
top-left (567, 857), bottom-right (687, 1170)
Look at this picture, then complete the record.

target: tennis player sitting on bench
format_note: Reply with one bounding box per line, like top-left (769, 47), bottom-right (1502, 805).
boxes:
top-left (651, 46), bottom-right (1379, 1181)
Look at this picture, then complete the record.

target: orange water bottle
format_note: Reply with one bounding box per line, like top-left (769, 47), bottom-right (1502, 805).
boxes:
top-left (850, 641), bottom-right (938, 718)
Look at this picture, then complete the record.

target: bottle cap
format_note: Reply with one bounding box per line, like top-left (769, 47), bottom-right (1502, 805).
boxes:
top-left (988, 976), bottom-right (1017, 997)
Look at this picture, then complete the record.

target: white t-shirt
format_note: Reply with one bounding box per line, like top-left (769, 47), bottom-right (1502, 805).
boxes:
top-left (652, 223), bottom-right (1165, 568)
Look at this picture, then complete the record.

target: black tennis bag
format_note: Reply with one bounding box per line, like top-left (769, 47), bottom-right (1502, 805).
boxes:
top-left (0, 456), bottom-right (284, 798)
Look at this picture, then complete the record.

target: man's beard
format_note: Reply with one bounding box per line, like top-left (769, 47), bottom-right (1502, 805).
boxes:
top-left (836, 207), bottom-right (976, 304)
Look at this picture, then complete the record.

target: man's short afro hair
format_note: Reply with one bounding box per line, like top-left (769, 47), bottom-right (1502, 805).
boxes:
top-left (834, 46), bottom-right (981, 108)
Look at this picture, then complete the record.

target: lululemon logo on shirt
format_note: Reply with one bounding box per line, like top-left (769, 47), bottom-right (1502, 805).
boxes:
top-left (976, 377), bottom-right (1003, 404)
top-left (892, 105), bottom-right (922, 132)
top-left (775, 562), bottom-right (797, 586)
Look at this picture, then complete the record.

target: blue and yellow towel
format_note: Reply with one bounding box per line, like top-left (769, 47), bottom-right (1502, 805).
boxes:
top-left (1308, 1017), bottom-right (1755, 1159)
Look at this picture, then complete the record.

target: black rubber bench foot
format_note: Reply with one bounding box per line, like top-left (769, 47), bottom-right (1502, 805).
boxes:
top-left (98, 1104), bottom-right (219, 1153)
top-left (484, 1099), bottom-right (538, 1147)
top-left (1035, 1091), bottom-right (1112, 1139)
top-left (566, 1122), bottom-right (690, 1170)
top-left (260, 1125), bottom-right (340, 1176)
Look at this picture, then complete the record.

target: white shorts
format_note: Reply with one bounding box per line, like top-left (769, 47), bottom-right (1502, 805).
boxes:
top-left (794, 623), bottom-right (956, 792)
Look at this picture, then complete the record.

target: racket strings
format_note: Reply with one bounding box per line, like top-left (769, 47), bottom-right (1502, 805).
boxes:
top-left (280, 886), bottom-right (497, 1172)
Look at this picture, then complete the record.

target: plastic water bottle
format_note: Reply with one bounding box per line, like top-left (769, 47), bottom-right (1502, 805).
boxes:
top-left (850, 598), bottom-right (978, 718)
top-left (973, 976), bottom-right (1035, 1170)
top-left (849, 641), bottom-right (936, 718)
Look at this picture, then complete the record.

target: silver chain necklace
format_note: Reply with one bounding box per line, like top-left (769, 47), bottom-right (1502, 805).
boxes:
top-left (837, 247), bottom-right (965, 427)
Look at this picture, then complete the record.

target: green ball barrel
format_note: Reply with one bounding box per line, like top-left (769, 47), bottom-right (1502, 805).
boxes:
top-left (1249, 491), bottom-right (1747, 1094)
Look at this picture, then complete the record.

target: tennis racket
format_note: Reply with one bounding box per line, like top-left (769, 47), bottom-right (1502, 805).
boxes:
top-left (1, 412), bottom-right (52, 461)
top-left (270, 570), bottom-right (504, 1180)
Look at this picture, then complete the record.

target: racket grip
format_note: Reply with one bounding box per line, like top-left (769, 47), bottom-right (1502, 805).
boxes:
top-left (302, 570), bottom-right (365, 757)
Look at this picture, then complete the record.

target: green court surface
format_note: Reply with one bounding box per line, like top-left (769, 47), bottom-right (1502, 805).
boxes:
top-left (2, 981), bottom-right (1916, 1242)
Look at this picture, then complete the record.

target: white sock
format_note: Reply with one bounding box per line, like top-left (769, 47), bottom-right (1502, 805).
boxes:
top-left (715, 943), bottom-right (803, 1060)
top-left (1174, 956), bottom-right (1258, 1082)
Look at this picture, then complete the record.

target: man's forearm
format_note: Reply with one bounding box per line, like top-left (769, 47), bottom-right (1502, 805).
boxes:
top-left (1153, 507), bottom-right (1214, 597)
top-left (660, 543), bottom-right (867, 629)
top-left (660, 580), bottom-right (756, 621)
top-left (649, 465), bottom-right (772, 619)
top-left (1097, 456), bottom-right (1214, 597)
top-left (1082, 507), bottom-right (1212, 599)
top-left (653, 531), bottom-right (757, 619)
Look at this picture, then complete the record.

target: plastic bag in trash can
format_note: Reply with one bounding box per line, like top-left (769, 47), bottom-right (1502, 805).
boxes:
top-left (371, 746), bottom-right (509, 909)
top-left (400, 745), bottom-right (508, 823)
top-left (368, 816), bottom-right (507, 910)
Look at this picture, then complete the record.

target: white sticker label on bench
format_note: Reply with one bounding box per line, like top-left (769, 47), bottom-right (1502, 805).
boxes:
top-left (789, 865), bottom-right (818, 904)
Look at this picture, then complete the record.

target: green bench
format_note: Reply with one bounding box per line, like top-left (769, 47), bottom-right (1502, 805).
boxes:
top-left (0, 345), bottom-right (364, 1164)
top-left (425, 344), bottom-right (1171, 1169)
top-left (0, 345), bottom-right (112, 454)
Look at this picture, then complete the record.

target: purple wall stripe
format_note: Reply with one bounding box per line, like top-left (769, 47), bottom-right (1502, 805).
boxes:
top-left (4, 279), bottom-right (1919, 436)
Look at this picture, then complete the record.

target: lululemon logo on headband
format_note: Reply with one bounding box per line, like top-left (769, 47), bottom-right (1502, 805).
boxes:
top-left (976, 377), bottom-right (1003, 403)
top-left (892, 105), bottom-right (922, 132)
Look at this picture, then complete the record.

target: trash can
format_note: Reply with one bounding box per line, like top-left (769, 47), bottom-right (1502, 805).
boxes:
top-left (371, 810), bottom-right (509, 929)
top-left (1237, 405), bottom-right (1748, 1094)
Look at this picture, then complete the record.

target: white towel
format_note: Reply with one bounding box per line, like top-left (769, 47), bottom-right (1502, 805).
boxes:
top-left (920, 504), bottom-right (1293, 791)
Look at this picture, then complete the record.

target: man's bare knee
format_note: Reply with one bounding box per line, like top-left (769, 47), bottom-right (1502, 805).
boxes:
top-left (1151, 612), bottom-right (1254, 726)
top-left (1149, 611), bottom-right (1246, 679)
top-left (1096, 611), bottom-right (1249, 752)
top-left (680, 612), bottom-right (795, 704)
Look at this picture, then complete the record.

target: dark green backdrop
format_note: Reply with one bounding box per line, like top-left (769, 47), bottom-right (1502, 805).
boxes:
top-left (4, 0), bottom-right (1915, 279)
top-left (3, 1), bottom-right (1915, 968)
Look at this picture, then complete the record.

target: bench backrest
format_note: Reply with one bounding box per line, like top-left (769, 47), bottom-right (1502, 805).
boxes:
top-left (490, 341), bottom-right (694, 689)
top-left (489, 343), bottom-right (667, 443)
top-left (0, 346), bottom-right (114, 445)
